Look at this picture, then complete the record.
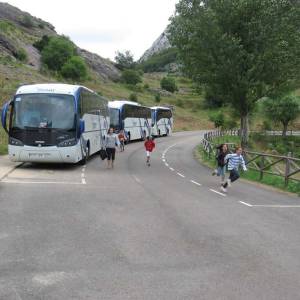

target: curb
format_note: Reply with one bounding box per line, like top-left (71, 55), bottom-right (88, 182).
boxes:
top-left (0, 160), bottom-right (23, 181)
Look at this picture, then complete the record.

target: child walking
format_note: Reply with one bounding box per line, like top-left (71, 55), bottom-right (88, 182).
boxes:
top-left (118, 130), bottom-right (126, 152)
top-left (144, 136), bottom-right (155, 166)
top-left (221, 146), bottom-right (247, 193)
top-left (212, 143), bottom-right (229, 184)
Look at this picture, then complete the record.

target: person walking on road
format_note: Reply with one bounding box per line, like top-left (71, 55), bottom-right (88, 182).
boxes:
top-left (212, 143), bottom-right (229, 184)
top-left (105, 128), bottom-right (120, 169)
top-left (221, 146), bottom-right (247, 193)
top-left (118, 130), bottom-right (126, 152)
top-left (144, 136), bottom-right (155, 166)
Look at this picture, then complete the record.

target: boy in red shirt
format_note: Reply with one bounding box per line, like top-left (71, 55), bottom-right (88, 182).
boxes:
top-left (144, 136), bottom-right (155, 166)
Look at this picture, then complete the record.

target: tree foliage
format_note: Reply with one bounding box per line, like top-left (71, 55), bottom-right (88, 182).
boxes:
top-left (41, 36), bottom-right (76, 71)
top-left (115, 50), bottom-right (135, 70)
top-left (160, 76), bottom-right (178, 93)
top-left (263, 95), bottom-right (300, 137)
top-left (121, 69), bottom-right (142, 85)
top-left (169, 0), bottom-right (300, 145)
top-left (61, 56), bottom-right (88, 80)
top-left (33, 35), bottom-right (50, 52)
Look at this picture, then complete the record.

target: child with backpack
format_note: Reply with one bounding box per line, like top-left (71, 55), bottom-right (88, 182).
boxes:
top-left (144, 136), bottom-right (155, 166)
top-left (212, 143), bottom-right (229, 184)
top-left (221, 146), bottom-right (247, 193)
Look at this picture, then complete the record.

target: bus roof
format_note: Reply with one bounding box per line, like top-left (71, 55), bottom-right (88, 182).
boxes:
top-left (15, 83), bottom-right (94, 96)
top-left (108, 100), bottom-right (142, 109)
top-left (151, 106), bottom-right (172, 110)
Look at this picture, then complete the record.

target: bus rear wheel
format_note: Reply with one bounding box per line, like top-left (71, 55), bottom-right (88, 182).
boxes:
top-left (80, 144), bottom-right (90, 165)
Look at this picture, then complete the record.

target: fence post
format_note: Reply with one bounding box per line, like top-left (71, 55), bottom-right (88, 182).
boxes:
top-left (260, 156), bottom-right (265, 180)
top-left (285, 152), bottom-right (291, 187)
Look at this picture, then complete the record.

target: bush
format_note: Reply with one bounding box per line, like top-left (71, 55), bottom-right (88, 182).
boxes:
top-left (155, 93), bottom-right (161, 103)
top-left (160, 76), bottom-right (178, 93)
top-left (144, 83), bottom-right (150, 89)
top-left (121, 69), bottom-right (142, 85)
top-left (203, 87), bottom-right (224, 108)
top-left (41, 36), bottom-right (76, 71)
top-left (209, 112), bottom-right (225, 128)
top-left (115, 50), bottom-right (135, 70)
top-left (20, 15), bottom-right (34, 28)
top-left (61, 56), bottom-right (87, 80)
top-left (129, 93), bottom-right (138, 102)
top-left (139, 48), bottom-right (178, 73)
top-left (33, 35), bottom-right (50, 52)
top-left (223, 119), bottom-right (237, 130)
top-left (15, 48), bottom-right (27, 62)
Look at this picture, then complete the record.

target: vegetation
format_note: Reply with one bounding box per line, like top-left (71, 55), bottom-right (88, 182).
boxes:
top-left (121, 69), bottom-right (142, 85)
top-left (41, 36), bottom-right (76, 71)
top-left (139, 48), bottom-right (178, 73)
top-left (169, 0), bottom-right (300, 146)
top-left (61, 56), bottom-right (87, 81)
top-left (33, 35), bottom-right (50, 52)
top-left (209, 112), bottom-right (225, 129)
top-left (15, 48), bottom-right (27, 62)
top-left (20, 15), bottom-right (34, 28)
top-left (129, 93), bottom-right (138, 102)
top-left (115, 50), bottom-right (135, 70)
top-left (160, 76), bottom-right (178, 93)
top-left (263, 95), bottom-right (300, 137)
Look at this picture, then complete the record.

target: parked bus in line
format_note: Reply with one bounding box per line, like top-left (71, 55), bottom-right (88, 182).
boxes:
top-left (109, 100), bottom-right (152, 141)
top-left (1, 83), bottom-right (109, 163)
top-left (151, 106), bottom-right (173, 136)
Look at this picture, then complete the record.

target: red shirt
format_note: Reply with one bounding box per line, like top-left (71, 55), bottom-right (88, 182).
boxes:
top-left (144, 140), bottom-right (155, 152)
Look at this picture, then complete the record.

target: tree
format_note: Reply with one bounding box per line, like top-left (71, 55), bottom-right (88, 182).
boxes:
top-left (263, 95), bottom-right (300, 137)
top-left (61, 56), bottom-right (88, 80)
top-left (209, 112), bottom-right (225, 129)
top-left (115, 50), bottom-right (135, 70)
top-left (121, 69), bottom-right (142, 85)
top-left (160, 76), bottom-right (178, 93)
top-left (169, 0), bottom-right (300, 146)
top-left (41, 36), bottom-right (76, 71)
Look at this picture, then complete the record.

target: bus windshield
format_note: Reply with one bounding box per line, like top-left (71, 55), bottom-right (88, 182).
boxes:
top-left (12, 94), bottom-right (75, 130)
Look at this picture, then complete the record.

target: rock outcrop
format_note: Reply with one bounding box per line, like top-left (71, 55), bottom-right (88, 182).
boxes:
top-left (139, 29), bottom-right (171, 62)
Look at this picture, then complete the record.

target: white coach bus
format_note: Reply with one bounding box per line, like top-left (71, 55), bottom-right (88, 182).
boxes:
top-left (151, 106), bottom-right (173, 136)
top-left (1, 83), bottom-right (109, 163)
top-left (109, 100), bottom-right (152, 141)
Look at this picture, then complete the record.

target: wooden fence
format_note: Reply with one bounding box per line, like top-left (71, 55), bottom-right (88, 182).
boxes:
top-left (202, 130), bottom-right (300, 186)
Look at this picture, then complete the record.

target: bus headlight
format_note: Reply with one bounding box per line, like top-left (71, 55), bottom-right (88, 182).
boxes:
top-left (58, 138), bottom-right (77, 147)
top-left (9, 137), bottom-right (23, 146)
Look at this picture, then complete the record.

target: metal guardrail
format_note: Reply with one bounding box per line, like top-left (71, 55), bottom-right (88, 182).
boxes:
top-left (202, 130), bottom-right (300, 186)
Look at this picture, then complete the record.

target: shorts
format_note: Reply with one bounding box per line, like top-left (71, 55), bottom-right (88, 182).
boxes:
top-left (146, 151), bottom-right (151, 157)
top-left (106, 147), bottom-right (116, 161)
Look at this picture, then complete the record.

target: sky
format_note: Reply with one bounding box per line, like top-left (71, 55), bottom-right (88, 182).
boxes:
top-left (5, 0), bottom-right (179, 61)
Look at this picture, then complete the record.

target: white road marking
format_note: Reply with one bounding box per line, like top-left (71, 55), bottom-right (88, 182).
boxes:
top-left (162, 159), bottom-right (166, 162)
top-left (165, 163), bottom-right (169, 167)
top-left (177, 172), bottom-right (185, 178)
top-left (81, 173), bottom-right (85, 178)
top-left (190, 180), bottom-right (202, 186)
top-left (239, 201), bottom-right (253, 207)
top-left (169, 167), bottom-right (174, 171)
top-left (1, 180), bottom-right (82, 185)
top-left (209, 189), bottom-right (226, 197)
top-left (252, 204), bottom-right (300, 208)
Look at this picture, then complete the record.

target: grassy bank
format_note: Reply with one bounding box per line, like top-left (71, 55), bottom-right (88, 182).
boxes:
top-left (197, 145), bottom-right (300, 196)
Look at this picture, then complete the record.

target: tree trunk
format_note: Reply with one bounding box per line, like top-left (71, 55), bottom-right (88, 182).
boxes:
top-left (240, 114), bottom-right (249, 147)
top-left (282, 123), bottom-right (288, 138)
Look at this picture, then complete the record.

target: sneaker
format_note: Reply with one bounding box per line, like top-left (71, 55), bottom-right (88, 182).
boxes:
top-left (227, 179), bottom-right (231, 187)
top-left (220, 186), bottom-right (227, 193)
top-left (148, 162), bottom-right (151, 167)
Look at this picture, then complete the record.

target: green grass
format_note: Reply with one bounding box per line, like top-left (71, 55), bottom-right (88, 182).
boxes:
top-left (197, 145), bottom-right (300, 195)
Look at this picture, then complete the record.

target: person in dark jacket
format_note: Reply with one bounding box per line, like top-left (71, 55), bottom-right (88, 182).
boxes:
top-left (212, 143), bottom-right (229, 184)
top-left (144, 136), bottom-right (155, 166)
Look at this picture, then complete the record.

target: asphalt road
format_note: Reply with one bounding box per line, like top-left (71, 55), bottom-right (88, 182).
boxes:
top-left (0, 131), bottom-right (300, 300)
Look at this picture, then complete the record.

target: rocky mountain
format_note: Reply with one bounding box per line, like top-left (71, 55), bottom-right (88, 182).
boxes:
top-left (0, 2), bottom-right (120, 81)
top-left (139, 29), bottom-right (171, 62)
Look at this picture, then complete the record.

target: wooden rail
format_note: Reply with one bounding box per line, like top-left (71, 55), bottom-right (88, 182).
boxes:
top-left (202, 130), bottom-right (300, 186)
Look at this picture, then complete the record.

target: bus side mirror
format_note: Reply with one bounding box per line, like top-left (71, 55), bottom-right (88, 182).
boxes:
top-left (79, 119), bottom-right (85, 135)
top-left (1, 101), bottom-right (11, 134)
